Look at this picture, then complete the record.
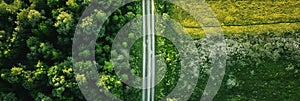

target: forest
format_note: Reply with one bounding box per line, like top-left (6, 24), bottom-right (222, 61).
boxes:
top-left (0, 0), bottom-right (299, 100)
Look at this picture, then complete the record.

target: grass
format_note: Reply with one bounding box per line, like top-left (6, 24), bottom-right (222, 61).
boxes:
top-left (169, 1), bottom-right (300, 100)
top-left (169, 0), bottom-right (300, 38)
top-left (184, 22), bottom-right (300, 38)
top-left (214, 61), bottom-right (300, 100)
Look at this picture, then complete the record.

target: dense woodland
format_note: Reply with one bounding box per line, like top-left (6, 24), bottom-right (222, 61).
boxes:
top-left (0, 0), bottom-right (299, 100)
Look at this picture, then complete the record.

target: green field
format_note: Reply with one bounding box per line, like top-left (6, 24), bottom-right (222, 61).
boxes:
top-left (170, 0), bottom-right (300, 38)
top-left (167, 1), bottom-right (300, 100)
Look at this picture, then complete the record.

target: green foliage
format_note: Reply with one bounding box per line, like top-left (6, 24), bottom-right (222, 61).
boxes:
top-left (189, 32), bottom-right (300, 101)
top-left (0, 0), bottom-right (299, 101)
top-left (34, 92), bottom-right (52, 101)
top-left (16, 9), bottom-right (42, 28)
top-left (0, 92), bottom-right (18, 101)
top-left (66, 0), bottom-right (79, 11)
top-left (54, 11), bottom-right (74, 35)
top-left (47, 59), bottom-right (83, 100)
top-left (0, 0), bottom-right (87, 99)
